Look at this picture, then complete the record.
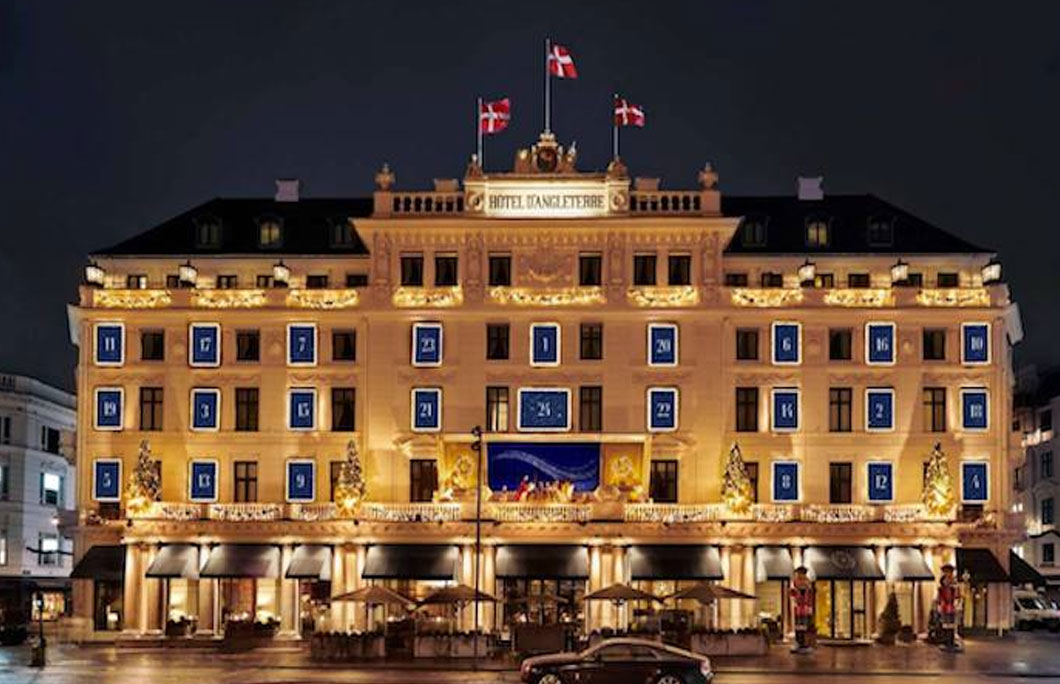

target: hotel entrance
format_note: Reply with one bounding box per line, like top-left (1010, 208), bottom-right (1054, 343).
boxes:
top-left (803, 547), bottom-right (884, 641)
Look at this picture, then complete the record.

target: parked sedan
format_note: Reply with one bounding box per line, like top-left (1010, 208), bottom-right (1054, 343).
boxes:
top-left (520, 637), bottom-right (713, 684)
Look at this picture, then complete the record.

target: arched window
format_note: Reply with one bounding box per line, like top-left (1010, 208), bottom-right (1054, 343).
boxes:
top-left (866, 215), bottom-right (894, 247)
top-left (805, 214), bottom-right (831, 248)
top-left (258, 216), bottom-right (283, 248)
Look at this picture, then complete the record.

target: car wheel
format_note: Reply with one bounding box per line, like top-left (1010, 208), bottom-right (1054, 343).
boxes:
top-left (654, 674), bottom-right (685, 684)
top-left (536, 674), bottom-right (562, 684)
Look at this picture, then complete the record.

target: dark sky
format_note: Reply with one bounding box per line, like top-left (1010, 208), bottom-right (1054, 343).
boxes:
top-left (3, 1), bottom-right (1060, 392)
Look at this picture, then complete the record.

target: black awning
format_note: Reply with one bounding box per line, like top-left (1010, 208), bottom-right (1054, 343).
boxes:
top-left (957, 548), bottom-right (1009, 584)
top-left (200, 545), bottom-right (281, 578)
top-left (629, 546), bottom-right (723, 580)
top-left (286, 545), bottom-right (332, 580)
top-left (1010, 551), bottom-right (1045, 587)
top-left (885, 547), bottom-right (935, 582)
top-left (145, 544), bottom-right (200, 579)
top-left (495, 545), bottom-right (588, 579)
top-left (70, 545), bottom-right (124, 582)
top-left (756, 546), bottom-right (793, 581)
top-left (804, 547), bottom-right (884, 580)
top-left (362, 545), bottom-right (457, 581)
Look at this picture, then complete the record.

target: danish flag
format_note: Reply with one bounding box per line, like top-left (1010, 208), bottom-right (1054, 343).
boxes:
top-left (547, 44), bottom-right (578, 79)
top-left (479, 98), bottom-right (511, 134)
top-left (614, 97), bottom-right (645, 127)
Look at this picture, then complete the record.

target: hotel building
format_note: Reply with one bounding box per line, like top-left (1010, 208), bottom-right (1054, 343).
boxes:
top-left (67, 133), bottom-right (1023, 643)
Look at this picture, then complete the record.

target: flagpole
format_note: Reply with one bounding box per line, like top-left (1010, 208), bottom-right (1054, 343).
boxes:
top-left (477, 97), bottom-right (483, 168)
top-left (544, 37), bottom-right (551, 133)
top-left (612, 93), bottom-right (619, 160)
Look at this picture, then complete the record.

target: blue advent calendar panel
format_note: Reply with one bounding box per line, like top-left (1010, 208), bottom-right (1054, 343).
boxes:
top-left (865, 322), bottom-right (896, 365)
top-left (867, 462), bottom-right (894, 502)
top-left (961, 461), bottom-right (989, 502)
top-left (772, 461), bottom-right (800, 502)
top-left (286, 461), bottom-right (316, 502)
top-left (189, 323), bottom-right (220, 367)
top-left (190, 389), bottom-right (220, 431)
top-left (771, 322), bottom-right (801, 365)
top-left (288, 324), bottom-right (318, 366)
top-left (530, 323), bottom-right (561, 366)
top-left (94, 323), bottom-right (125, 366)
top-left (865, 389), bottom-right (895, 431)
top-left (518, 388), bottom-right (571, 432)
top-left (771, 389), bottom-right (800, 432)
top-left (94, 388), bottom-right (123, 430)
top-left (648, 323), bottom-right (678, 366)
top-left (288, 389), bottom-right (316, 430)
top-left (647, 387), bottom-right (679, 432)
top-left (962, 323), bottom-right (990, 365)
top-left (961, 388), bottom-right (989, 430)
top-left (411, 388), bottom-right (442, 432)
top-left (188, 460), bottom-right (218, 502)
top-left (412, 322), bottom-right (443, 367)
top-left (93, 459), bottom-right (121, 502)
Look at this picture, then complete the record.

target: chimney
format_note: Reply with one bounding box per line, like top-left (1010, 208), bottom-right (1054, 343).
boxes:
top-left (275, 178), bottom-right (300, 202)
top-left (797, 176), bottom-right (823, 201)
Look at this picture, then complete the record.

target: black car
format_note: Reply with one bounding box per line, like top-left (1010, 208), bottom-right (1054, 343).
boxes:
top-left (520, 637), bottom-right (714, 684)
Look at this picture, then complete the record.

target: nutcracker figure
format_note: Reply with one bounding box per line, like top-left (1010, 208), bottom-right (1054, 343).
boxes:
top-left (790, 566), bottom-right (815, 653)
top-left (937, 563), bottom-right (961, 650)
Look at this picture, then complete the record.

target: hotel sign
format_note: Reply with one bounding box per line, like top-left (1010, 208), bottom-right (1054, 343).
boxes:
top-left (465, 178), bottom-right (626, 219)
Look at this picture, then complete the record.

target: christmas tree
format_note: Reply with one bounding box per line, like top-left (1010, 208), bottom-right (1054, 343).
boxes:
top-left (876, 593), bottom-right (901, 644)
top-left (921, 442), bottom-right (955, 517)
top-left (721, 443), bottom-right (754, 515)
top-left (125, 439), bottom-right (160, 515)
top-left (334, 440), bottom-right (367, 517)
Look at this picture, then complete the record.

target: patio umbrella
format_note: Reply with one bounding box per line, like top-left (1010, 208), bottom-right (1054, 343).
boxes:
top-left (584, 583), bottom-right (662, 603)
top-left (416, 584), bottom-right (497, 636)
top-left (332, 584), bottom-right (413, 630)
top-left (667, 583), bottom-right (756, 603)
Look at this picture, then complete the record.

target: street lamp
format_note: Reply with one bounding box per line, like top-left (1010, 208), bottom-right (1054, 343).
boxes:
top-left (84, 262), bottom-right (105, 287)
top-left (797, 259), bottom-right (816, 287)
top-left (890, 259), bottom-right (909, 285)
top-left (273, 261), bottom-right (291, 287)
top-left (981, 259), bottom-right (1002, 285)
top-left (178, 261), bottom-right (198, 288)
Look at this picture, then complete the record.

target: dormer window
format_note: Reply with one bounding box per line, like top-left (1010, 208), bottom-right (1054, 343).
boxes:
top-left (867, 215), bottom-right (894, 247)
top-left (740, 216), bottom-right (768, 247)
top-left (258, 216), bottom-right (283, 248)
top-left (194, 215), bottom-right (221, 249)
top-left (805, 214), bottom-right (831, 248)
top-left (330, 218), bottom-right (356, 247)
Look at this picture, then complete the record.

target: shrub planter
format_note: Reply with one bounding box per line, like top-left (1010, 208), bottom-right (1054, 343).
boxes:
top-left (690, 631), bottom-right (766, 656)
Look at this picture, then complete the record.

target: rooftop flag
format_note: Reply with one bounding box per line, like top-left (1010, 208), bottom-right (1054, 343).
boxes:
top-left (479, 98), bottom-right (511, 135)
top-left (547, 44), bottom-right (578, 79)
top-left (614, 97), bottom-right (645, 127)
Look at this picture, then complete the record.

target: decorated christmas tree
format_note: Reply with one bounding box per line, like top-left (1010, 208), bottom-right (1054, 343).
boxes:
top-left (876, 593), bottom-right (901, 644)
top-left (721, 443), bottom-right (754, 515)
top-left (334, 440), bottom-right (367, 517)
top-left (125, 439), bottom-right (160, 515)
top-left (921, 442), bottom-right (955, 517)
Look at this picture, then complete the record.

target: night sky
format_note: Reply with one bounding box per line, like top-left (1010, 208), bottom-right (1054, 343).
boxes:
top-left (3, 1), bottom-right (1060, 391)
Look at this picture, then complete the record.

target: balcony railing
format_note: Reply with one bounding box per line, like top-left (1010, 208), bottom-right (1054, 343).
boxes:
top-left (629, 190), bottom-right (703, 215)
top-left (487, 503), bottom-right (592, 523)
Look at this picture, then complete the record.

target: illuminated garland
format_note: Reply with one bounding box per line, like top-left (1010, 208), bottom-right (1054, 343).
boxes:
top-left (729, 288), bottom-right (803, 307)
top-left (489, 286), bottom-right (605, 307)
top-left (392, 287), bottom-right (464, 308)
top-left (194, 289), bottom-right (268, 309)
top-left (94, 289), bottom-right (172, 309)
top-left (823, 288), bottom-right (894, 308)
top-left (916, 288), bottom-right (990, 307)
top-left (287, 288), bottom-right (360, 309)
top-left (627, 286), bottom-right (700, 307)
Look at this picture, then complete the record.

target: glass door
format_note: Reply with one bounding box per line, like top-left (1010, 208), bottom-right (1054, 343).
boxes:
top-left (852, 581), bottom-right (867, 639)
top-left (833, 581), bottom-right (852, 639)
top-left (814, 581), bottom-right (833, 637)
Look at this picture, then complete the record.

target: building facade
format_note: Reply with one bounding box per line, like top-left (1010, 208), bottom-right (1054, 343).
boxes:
top-left (67, 133), bottom-right (1023, 644)
top-left (0, 373), bottom-right (76, 626)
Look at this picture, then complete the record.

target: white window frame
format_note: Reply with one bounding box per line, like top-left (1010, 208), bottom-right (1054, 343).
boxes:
top-left (771, 321), bottom-right (802, 366)
top-left (647, 323), bottom-right (679, 367)
top-left (287, 322), bottom-right (319, 367)
top-left (410, 387), bottom-right (443, 433)
top-left (189, 388), bottom-right (222, 432)
top-left (770, 387), bottom-right (801, 433)
top-left (287, 388), bottom-right (318, 431)
top-left (188, 322), bottom-right (222, 368)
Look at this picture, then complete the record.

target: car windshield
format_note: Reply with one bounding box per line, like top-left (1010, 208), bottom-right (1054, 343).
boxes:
top-left (1018, 598), bottom-right (1041, 609)
top-left (584, 643), bottom-right (662, 662)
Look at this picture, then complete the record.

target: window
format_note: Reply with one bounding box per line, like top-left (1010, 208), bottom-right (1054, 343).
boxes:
top-left (216, 275), bottom-right (238, 289)
top-left (0, 465), bottom-right (8, 500)
top-left (829, 329), bottom-right (853, 361)
top-left (485, 386), bottom-right (509, 432)
top-left (258, 218), bottom-right (282, 247)
top-left (256, 274), bottom-right (275, 288)
top-left (410, 460), bottom-right (438, 503)
top-left (330, 219), bottom-right (356, 246)
top-left (805, 215), bottom-right (830, 247)
top-left (0, 417), bottom-right (9, 444)
top-left (139, 387), bottom-right (163, 431)
top-left (1042, 410), bottom-right (1054, 432)
top-left (724, 272), bottom-right (749, 287)
top-left (486, 323), bottom-right (510, 360)
top-left (400, 255), bottom-right (424, 286)
top-left (41, 472), bottom-right (62, 506)
top-left (126, 274), bottom-right (147, 289)
top-left (906, 273), bottom-right (924, 287)
top-left (923, 388), bottom-right (947, 432)
top-left (633, 254), bottom-right (657, 286)
top-left (434, 254), bottom-right (458, 286)
top-left (813, 273), bottom-right (835, 288)
top-left (488, 255), bottom-right (511, 287)
top-left (233, 461), bottom-right (258, 502)
top-left (579, 253), bottom-right (602, 286)
top-left (741, 217), bottom-right (767, 247)
top-left (1044, 543), bottom-right (1056, 566)
top-left (736, 329), bottom-right (759, 361)
top-left (580, 323), bottom-right (603, 360)
top-left (331, 388), bottom-right (356, 432)
top-left (1042, 452), bottom-right (1054, 480)
top-left (736, 387), bottom-right (759, 432)
top-left (332, 330), bottom-right (356, 361)
top-left (235, 388), bottom-right (259, 432)
top-left (847, 273), bottom-right (870, 288)
top-left (668, 254), bottom-right (691, 285)
top-left (306, 275), bottom-right (329, 289)
top-left (829, 388), bottom-right (852, 432)
top-left (1044, 497), bottom-right (1055, 525)
top-left (937, 272), bottom-right (959, 287)
top-left (38, 534), bottom-right (59, 566)
top-left (195, 217), bottom-right (221, 248)
top-left (0, 534), bottom-right (5, 565)
top-left (923, 329), bottom-right (946, 360)
top-left (166, 274), bottom-right (183, 289)
top-left (236, 330), bottom-right (260, 362)
top-left (745, 462), bottom-right (759, 502)
top-left (866, 216), bottom-right (894, 246)
top-left (329, 461), bottom-right (343, 501)
top-left (829, 463), bottom-right (852, 504)
top-left (579, 386), bottom-right (602, 432)
top-left (649, 460), bottom-right (678, 503)
top-left (345, 273), bottom-right (368, 287)
top-left (141, 331), bottom-right (164, 361)
top-left (760, 272), bottom-right (783, 288)
top-left (40, 426), bottom-right (61, 454)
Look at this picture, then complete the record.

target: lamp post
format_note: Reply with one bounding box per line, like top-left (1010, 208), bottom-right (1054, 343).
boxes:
top-left (470, 425), bottom-right (484, 669)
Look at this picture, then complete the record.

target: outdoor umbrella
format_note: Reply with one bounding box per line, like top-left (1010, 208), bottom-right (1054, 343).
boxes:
top-left (332, 584), bottom-right (413, 630)
top-left (416, 584), bottom-right (497, 635)
top-left (667, 583), bottom-right (755, 603)
top-left (584, 583), bottom-right (661, 632)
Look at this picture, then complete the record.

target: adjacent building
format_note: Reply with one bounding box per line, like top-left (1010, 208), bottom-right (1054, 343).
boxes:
top-left (0, 373), bottom-right (76, 627)
top-left (67, 132), bottom-right (1023, 644)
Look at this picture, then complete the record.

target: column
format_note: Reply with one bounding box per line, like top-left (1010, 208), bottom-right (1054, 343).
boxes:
top-left (144, 544), bottom-right (162, 635)
top-left (352, 544), bottom-right (367, 631)
top-left (343, 544), bottom-right (357, 632)
top-left (460, 544), bottom-right (474, 631)
top-left (719, 546), bottom-right (732, 629)
top-left (742, 546), bottom-right (755, 629)
top-left (481, 544), bottom-right (496, 633)
top-left (329, 544), bottom-right (346, 632)
top-left (588, 545), bottom-right (602, 634)
top-left (600, 546), bottom-right (614, 630)
top-left (122, 544), bottom-right (141, 635)
top-left (279, 545), bottom-right (298, 637)
top-left (873, 546), bottom-right (887, 637)
top-left (611, 546), bottom-right (626, 630)
top-left (196, 543), bottom-right (215, 635)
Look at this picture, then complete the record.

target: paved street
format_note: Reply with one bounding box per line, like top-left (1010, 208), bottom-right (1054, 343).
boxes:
top-left (3, 634), bottom-right (1060, 683)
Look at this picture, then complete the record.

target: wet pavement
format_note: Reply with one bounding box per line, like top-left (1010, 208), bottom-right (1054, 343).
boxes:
top-left (2, 633), bottom-right (1060, 683)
